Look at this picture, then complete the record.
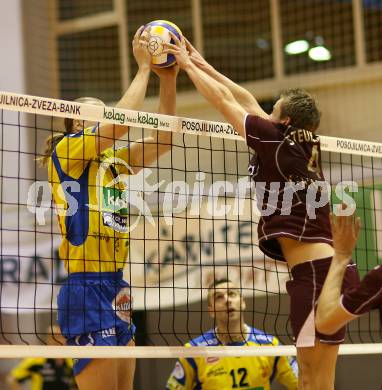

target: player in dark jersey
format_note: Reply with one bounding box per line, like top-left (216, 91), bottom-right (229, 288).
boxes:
top-left (316, 211), bottom-right (382, 334)
top-left (164, 35), bottom-right (360, 389)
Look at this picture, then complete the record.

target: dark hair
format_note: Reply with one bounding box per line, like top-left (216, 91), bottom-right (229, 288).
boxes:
top-left (208, 278), bottom-right (232, 290)
top-left (279, 88), bottom-right (321, 132)
top-left (207, 278), bottom-right (234, 304)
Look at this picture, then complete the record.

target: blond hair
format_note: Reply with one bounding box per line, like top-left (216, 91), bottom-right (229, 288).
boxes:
top-left (37, 97), bottom-right (105, 167)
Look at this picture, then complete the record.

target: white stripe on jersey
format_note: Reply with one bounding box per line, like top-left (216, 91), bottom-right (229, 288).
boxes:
top-left (259, 231), bottom-right (333, 242)
top-left (299, 212), bottom-right (309, 240)
top-left (354, 287), bottom-right (382, 314)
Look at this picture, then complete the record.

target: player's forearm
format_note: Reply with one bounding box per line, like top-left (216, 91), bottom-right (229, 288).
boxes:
top-left (184, 62), bottom-right (235, 115)
top-left (158, 74), bottom-right (176, 116)
top-left (154, 75), bottom-right (176, 149)
top-left (97, 66), bottom-right (150, 152)
top-left (204, 66), bottom-right (259, 111)
top-left (316, 255), bottom-right (349, 326)
top-left (117, 66), bottom-right (151, 111)
top-left (130, 75), bottom-right (175, 169)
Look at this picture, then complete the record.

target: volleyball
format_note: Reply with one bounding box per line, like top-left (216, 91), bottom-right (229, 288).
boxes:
top-left (145, 20), bottom-right (182, 67)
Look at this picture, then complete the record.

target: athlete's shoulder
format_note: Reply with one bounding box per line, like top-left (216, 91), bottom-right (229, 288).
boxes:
top-left (64, 126), bottom-right (97, 139)
top-left (186, 329), bottom-right (219, 347)
top-left (246, 114), bottom-right (284, 130)
top-left (245, 114), bottom-right (285, 145)
top-left (247, 326), bottom-right (278, 345)
top-left (54, 126), bottom-right (97, 159)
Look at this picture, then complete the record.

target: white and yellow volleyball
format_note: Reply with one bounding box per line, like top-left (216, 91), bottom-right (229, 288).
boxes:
top-left (146, 20), bottom-right (183, 67)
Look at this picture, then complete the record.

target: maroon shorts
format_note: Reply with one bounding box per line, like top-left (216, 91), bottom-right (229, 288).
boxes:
top-left (286, 257), bottom-right (360, 347)
top-left (341, 264), bottom-right (382, 317)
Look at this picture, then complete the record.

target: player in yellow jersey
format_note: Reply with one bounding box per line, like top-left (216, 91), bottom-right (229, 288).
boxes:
top-left (40, 26), bottom-right (178, 390)
top-left (8, 325), bottom-right (76, 390)
top-left (166, 279), bottom-right (298, 390)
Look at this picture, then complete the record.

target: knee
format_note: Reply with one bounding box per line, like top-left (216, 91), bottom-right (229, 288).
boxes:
top-left (298, 356), bottom-right (314, 373)
top-left (298, 358), bottom-right (335, 390)
top-left (298, 357), bottom-right (316, 385)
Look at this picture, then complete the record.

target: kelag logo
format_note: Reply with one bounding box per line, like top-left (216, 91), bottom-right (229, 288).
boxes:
top-left (102, 187), bottom-right (128, 215)
top-left (103, 108), bottom-right (159, 128)
top-left (92, 156), bottom-right (163, 233)
top-left (103, 108), bottom-right (126, 124)
top-left (137, 112), bottom-right (159, 128)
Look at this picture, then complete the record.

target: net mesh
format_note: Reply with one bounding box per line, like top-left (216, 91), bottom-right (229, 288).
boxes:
top-left (1, 1), bottom-right (382, 388)
top-left (0, 94), bottom-right (381, 349)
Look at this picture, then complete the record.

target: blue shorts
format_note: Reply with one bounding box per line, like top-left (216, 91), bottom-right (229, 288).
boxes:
top-left (57, 271), bottom-right (135, 376)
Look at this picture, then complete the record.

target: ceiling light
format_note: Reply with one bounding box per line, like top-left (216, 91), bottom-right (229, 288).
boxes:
top-left (284, 40), bottom-right (309, 55)
top-left (308, 46), bottom-right (332, 61)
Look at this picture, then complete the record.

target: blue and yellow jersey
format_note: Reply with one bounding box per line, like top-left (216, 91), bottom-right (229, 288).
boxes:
top-left (10, 357), bottom-right (76, 390)
top-left (166, 327), bottom-right (298, 390)
top-left (48, 126), bottom-right (132, 273)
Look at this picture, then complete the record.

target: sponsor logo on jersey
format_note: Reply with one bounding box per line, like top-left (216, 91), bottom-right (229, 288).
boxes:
top-left (206, 367), bottom-right (225, 377)
top-left (103, 187), bottom-right (129, 215)
top-left (254, 334), bottom-right (273, 342)
top-left (74, 333), bottom-right (95, 346)
top-left (102, 211), bottom-right (128, 233)
top-left (102, 187), bottom-right (129, 232)
top-left (173, 361), bottom-right (185, 380)
top-left (112, 288), bottom-right (133, 322)
top-left (206, 338), bottom-right (219, 345)
top-left (206, 356), bottom-right (220, 364)
top-left (101, 327), bottom-right (116, 339)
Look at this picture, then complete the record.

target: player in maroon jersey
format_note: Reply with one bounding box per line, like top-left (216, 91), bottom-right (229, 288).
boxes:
top-left (164, 36), bottom-right (360, 389)
top-left (316, 211), bottom-right (382, 335)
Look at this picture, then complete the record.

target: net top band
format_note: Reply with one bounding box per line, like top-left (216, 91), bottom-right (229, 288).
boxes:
top-left (1, 91), bottom-right (381, 158)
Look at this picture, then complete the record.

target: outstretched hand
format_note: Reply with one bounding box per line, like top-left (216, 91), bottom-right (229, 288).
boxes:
top-left (163, 32), bottom-right (192, 70)
top-left (132, 25), bottom-right (151, 69)
top-left (330, 204), bottom-right (361, 259)
top-left (185, 37), bottom-right (212, 71)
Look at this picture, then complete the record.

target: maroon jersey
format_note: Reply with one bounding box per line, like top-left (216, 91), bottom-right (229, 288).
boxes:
top-left (341, 264), bottom-right (382, 317)
top-left (245, 114), bottom-right (332, 261)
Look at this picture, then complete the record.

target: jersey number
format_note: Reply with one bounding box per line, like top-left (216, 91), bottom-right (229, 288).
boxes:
top-left (307, 145), bottom-right (321, 177)
top-left (229, 368), bottom-right (249, 388)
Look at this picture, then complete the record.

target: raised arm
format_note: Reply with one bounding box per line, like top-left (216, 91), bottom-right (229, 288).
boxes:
top-left (129, 65), bottom-right (178, 172)
top-left (53, 27), bottom-right (152, 178)
top-left (185, 38), bottom-right (268, 118)
top-left (316, 210), bottom-right (361, 334)
top-left (96, 26), bottom-right (152, 153)
top-left (165, 33), bottom-right (250, 138)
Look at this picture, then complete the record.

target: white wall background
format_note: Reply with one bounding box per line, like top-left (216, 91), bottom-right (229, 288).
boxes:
top-left (0, 0), bottom-right (25, 93)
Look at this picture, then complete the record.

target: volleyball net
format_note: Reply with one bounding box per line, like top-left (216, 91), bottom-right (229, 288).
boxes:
top-left (0, 92), bottom-right (381, 358)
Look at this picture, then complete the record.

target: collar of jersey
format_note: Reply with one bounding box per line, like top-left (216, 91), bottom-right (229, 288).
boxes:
top-left (214, 324), bottom-right (251, 346)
